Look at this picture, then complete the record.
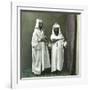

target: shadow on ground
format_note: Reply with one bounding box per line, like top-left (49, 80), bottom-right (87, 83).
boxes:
top-left (22, 68), bottom-right (72, 78)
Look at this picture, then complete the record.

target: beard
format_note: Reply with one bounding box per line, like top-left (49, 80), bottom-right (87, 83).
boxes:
top-left (54, 30), bottom-right (59, 36)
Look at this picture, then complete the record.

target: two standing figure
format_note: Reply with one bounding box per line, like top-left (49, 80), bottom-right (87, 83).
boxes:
top-left (31, 19), bottom-right (67, 75)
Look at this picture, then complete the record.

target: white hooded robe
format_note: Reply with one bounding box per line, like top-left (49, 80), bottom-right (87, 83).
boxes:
top-left (51, 23), bottom-right (65, 72)
top-left (31, 19), bottom-right (50, 75)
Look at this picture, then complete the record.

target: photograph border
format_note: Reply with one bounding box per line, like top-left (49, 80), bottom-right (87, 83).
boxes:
top-left (11, 1), bottom-right (87, 88)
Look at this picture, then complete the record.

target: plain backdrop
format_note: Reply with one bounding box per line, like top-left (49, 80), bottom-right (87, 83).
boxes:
top-left (21, 10), bottom-right (77, 77)
top-left (0, 0), bottom-right (90, 90)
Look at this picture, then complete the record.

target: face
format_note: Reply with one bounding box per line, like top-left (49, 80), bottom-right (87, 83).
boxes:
top-left (54, 27), bottom-right (59, 36)
top-left (39, 22), bottom-right (43, 29)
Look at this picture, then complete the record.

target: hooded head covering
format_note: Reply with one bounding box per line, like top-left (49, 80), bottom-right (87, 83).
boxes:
top-left (32, 18), bottom-right (44, 43)
top-left (52, 23), bottom-right (61, 35)
top-left (35, 18), bottom-right (43, 29)
top-left (51, 23), bottom-right (64, 40)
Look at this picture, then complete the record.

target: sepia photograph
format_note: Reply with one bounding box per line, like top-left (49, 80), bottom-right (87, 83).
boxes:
top-left (11, 1), bottom-right (88, 88)
top-left (0, 0), bottom-right (89, 89)
top-left (20, 10), bottom-right (80, 78)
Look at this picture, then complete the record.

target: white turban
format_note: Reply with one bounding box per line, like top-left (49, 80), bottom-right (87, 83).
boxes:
top-left (52, 23), bottom-right (61, 35)
top-left (35, 19), bottom-right (43, 29)
top-left (51, 23), bottom-right (64, 40)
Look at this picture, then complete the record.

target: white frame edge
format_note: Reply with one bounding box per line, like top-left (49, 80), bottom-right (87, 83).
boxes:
top-left (11, 1), bottom-right (88, 89)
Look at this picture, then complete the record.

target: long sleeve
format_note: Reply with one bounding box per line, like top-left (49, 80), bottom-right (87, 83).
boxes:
top-left (31, 32), bottom-right (38, 47)
top-left (31, 30), bottom-right (42, 47)
top-left (51, 34), bottom-right (64, 41)
top-left (50, 34), bottom-right (58, 41)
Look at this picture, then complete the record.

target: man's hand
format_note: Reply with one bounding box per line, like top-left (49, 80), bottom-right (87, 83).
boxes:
top-left (40, 36), bottom-right (48, 42)
top-left (51, 39), bottom-right (60, 43)
top-left (64, 41), bottom-right (67, 48)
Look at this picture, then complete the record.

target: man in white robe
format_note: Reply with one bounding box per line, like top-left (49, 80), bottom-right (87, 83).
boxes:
top-left (31, 19), bottom-right (50, 75)
top-left (50, 23), bottom-right (67, 72)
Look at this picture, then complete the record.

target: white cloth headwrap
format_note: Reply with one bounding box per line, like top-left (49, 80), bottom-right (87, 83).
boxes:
top-left (35, 19), bottom-right (43, 29)
top-left (52, 23), bottom-right (61, 35)
top-left (51, 23), bottom-right (64, 40)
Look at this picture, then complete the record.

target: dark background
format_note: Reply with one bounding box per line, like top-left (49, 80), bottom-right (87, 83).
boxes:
top-left (20, 10), bottom-right (79, 78)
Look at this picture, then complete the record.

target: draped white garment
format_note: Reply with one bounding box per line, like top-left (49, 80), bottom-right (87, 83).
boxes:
top-left (31, 29), bottom-right (50, 75)
top-left (51, 23), bottom-right (65, 72)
